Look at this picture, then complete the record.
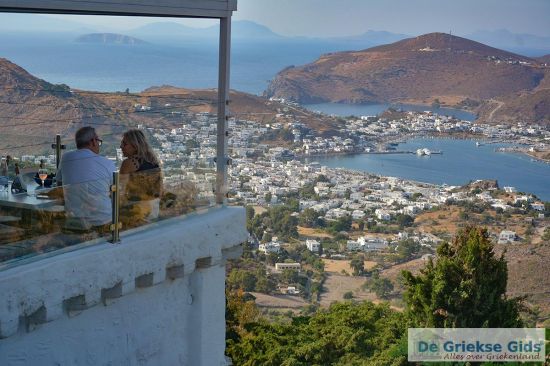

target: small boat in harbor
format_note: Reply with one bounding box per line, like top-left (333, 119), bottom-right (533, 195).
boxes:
top-left (416, 148), bottom-right (432, 156)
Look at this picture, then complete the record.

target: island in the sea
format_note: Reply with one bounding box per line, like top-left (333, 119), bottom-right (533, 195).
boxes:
top-left (75, 33), bottom-right (148, 45)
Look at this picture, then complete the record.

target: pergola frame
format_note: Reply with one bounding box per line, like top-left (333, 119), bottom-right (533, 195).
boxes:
top-left (0, 0), bottom-right (236, 204)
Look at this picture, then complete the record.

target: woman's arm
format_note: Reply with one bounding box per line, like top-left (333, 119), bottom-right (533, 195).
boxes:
top-left (120, 158), bottom-right (138, 174)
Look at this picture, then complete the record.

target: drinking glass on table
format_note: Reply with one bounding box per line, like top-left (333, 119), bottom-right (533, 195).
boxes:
top-left (38, 168), bottom-right (48, 188)
top-left (0, 176), bottom-right (8, 192)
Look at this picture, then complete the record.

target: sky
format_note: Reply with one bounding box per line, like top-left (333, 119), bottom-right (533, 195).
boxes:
top-left (39, 0), bottom-right (550, 37)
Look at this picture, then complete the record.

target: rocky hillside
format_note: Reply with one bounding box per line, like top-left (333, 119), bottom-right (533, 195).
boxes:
top-left (0, 58), bottom-right (341, 155)
top-left (0, 58), bottom-right (113, 151)
top-left (266, 33), bottom-right (550, 124)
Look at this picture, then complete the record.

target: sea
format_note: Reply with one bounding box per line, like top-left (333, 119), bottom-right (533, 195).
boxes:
top-left (310, 138), bottom-right (550, 201)
top-left (0, 33), bottom-right (548, 200)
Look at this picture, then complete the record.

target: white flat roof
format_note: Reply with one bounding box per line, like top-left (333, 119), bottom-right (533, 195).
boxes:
top-left (0, 0), bottom-right (237, 18)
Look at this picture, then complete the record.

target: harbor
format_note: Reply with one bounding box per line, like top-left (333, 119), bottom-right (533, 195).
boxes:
top-left (365, 148), bottom-right (443, 155)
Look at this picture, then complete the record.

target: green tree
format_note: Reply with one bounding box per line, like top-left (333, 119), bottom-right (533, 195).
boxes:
top-left (395, 214), bottom-right (414, 228)
top-left (264, 192), bottom-right (272, 204)
top-left (281, 269), bottom-right (300, 284)
top-left (315, 174), bottom-right (330, 183)
top-left (395, 239), bottom-right (421, 262)
top-left (402, 226), bottom-right (523, 327)
top-left (542, 227), bottom-right (550, 243)
top-left (299, 182), bottom-right (317, 199)
top-left (349, 256), bottom-right (365, 276)
top-left (261, 231), bottom-right (272, 243)
top-left (370, 277), bottom-right (394, 299)
top-left (227, 269), bottom-right (257, 292)
top-left (185, 139), bottom-right (199, 150)
top-left (285, 198), bottom-right (300, 212)
top-left (299, 208), bottom-right (318, 228)
top-left (245, 205), bottom-right (255, 222)
top-left (329, 215), bottom-right (352, 233)
top-left (411, 192), bottom-right (423, 201)
top-left (268, 206), bottom-right (299, 240)
top-left (226, 301), bottom-right (407, 365)
top-left (344, 188), bottom-right (351, 199)
top-left (343, 291), bottom-right (354, 299)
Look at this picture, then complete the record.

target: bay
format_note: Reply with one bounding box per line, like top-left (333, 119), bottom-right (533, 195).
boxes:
top-left (311, 138), bottom-right (550, 201)
top-left (304, 102), bottom-right (477, 122)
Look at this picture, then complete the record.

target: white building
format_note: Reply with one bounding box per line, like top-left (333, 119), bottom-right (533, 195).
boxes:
top-left (275, 263), bottom-right (301, 271)
top-left (358, 236), bottom-right (389, 251)
top-left (347, 237), bottom-right (389, 252)
top-left (498, 230), bottom-right (517, 244)
top-left (259, 241), bottom-right (281, 254)
top-left (306, 239), bottom-right (320, 253)
top-left (352, 210), bottom-right (366, 220)
top-left (403, 205), bottom-right (420, 215)
top-left (347, 240), bottom-right (361, 251)
top-left (531, 202), bottom-right (545, 211)
top-left (375, 209), bottom-right (391, 221)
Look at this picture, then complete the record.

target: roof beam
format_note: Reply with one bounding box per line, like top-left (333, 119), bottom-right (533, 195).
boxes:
top-left (0, 0), bottom-right (237, 18)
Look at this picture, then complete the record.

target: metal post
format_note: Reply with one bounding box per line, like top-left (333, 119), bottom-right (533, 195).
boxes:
top-left (216, 16), bottom-right (231, 205)
top-left (110, 171), bottom-right (121, 243)
top-left (51, 134), bottom-right (65, 170)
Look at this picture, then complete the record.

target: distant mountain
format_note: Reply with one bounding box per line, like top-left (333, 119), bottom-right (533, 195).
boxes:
top-left (130, 20), bottom-right (282, 41)
top-left (466, 29), bottom-right (550, 56)
top-left (266, 33), bottom-right (549, 124)
top-left (75, 33), bottom-right (147, 45)
top-left (230, 20), bottom-right (283, 40)
top-left (332, 30), bottom-right (409, 47)
top-left (129, 22), bottom-right (203, 38)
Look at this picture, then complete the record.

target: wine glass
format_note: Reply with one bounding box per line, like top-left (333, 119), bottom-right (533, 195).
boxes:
top-left (38, 168), bottom-right (48, 188)
top-left (0, 176), bottom-right (7, 193)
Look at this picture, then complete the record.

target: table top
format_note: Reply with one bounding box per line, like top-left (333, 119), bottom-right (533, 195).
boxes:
top-left (0, 185), bottom-right (61, 210)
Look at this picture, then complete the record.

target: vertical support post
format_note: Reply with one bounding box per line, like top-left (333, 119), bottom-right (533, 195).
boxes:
top-left (110, 171), bottom-right (120, 243)
top-left (52, 134), bottom-right (65, 170)
top-left (216, 16), bottom-right (231, 205)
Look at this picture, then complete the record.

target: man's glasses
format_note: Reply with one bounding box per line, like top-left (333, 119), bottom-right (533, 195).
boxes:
top-left (95, 137), bottom-right (103, 146)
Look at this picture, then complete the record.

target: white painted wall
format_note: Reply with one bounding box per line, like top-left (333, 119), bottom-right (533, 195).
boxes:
top-left (0, 206), bottom-right (246, 366)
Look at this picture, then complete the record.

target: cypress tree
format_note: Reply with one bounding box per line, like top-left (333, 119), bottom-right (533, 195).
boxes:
top-left (402, 226), bottom-right (522, 327)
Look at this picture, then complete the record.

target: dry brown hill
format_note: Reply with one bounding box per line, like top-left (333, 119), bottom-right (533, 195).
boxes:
top-left (266, 33), bottom-right (550, 124)
top-left (0, 58), bottom-right (128, 152)
top-left (0, 59), bottom-right (343, 155)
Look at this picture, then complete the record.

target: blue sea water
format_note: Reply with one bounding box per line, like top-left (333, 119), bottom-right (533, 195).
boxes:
top-left (0, 34), bottom-right (349, 95)
top-left (311, 138), bottom-right (550, 201)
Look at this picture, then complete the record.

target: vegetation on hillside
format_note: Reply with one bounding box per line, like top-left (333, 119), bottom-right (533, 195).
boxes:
top-left (226, 227), bottom-right (541, 365)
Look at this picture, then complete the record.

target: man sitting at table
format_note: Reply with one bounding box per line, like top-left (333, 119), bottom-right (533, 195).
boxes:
top-left (56, 126), bottom-right (115, 231)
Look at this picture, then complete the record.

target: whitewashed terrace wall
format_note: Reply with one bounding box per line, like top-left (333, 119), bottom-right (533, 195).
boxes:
top-left (0, 206), bottom-right (245, 366)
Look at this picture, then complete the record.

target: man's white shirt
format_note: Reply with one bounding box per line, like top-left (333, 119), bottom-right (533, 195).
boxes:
top-left (57, 149), bottom-right (115, 227)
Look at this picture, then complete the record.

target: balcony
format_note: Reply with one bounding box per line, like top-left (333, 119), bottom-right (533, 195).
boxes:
top-left (0, 0), bottom-right (241, 364)
top-left (0, 205), bottom-right (246, 365)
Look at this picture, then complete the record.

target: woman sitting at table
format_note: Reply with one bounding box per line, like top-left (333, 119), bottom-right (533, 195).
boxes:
top-left (119, 129), bottom-right (162, 224)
